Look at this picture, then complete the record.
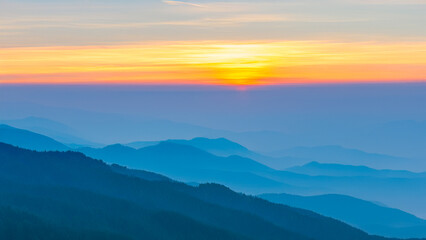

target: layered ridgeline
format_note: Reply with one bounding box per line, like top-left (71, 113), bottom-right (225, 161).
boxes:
top-left (127, 137), bottom-right (253, 157)
top-left (285, 161), bottom-right (426, 178)
top-left (0, 142), bottom-right (404, 240)
top-left (78, 142), bottom-right (283, 193)
top-left (268, 145), bottom-right (415, 171)
top-left (77, 143), bottom-right (426, 223)
top-left (126, 139), bottom-right (415, 171)
top-left (0, 124), bottom-right (69, 151)
top-left (0, 117), bottom-right (99, 148)
top-left (0, 123), bottom-right (417, 170)
top-left (2, 125), bottom-right (426, 238)
top-left (259, 193), bottom-right (426, 239)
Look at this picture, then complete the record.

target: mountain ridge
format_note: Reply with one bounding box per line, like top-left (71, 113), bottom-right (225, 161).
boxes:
top-left (259, 192), bottom-right (426, 238)
top-left (0, 124), bottom-right (69, 152)
top-left (0, 142), bottom-right (406, 240)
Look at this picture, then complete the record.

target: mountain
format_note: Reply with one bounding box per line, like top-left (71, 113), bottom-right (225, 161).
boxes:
top-left (259, 193), bottom-right (426, 239)
top-left (126, 140), bottom-right (161, 149)
top-left (141, 138), bottom-right (419, 172)
top-left (110, 164), bottom-right (172, 182)
top-left (0, 142), bottom-right (404, 240)
top-left (268, 145), bottom-right (413, 170)
top-left (0, 206), bottom-right (131, 240)
top-left (78, 142), bottom-right (286, 193)
top-left (0, 180), bottom-right (249, 240)
top-left (81, 142), bottom-right (272, 173)
top-left (287, 162), bottom-right (426, 178)
top-left (128, 137), bottom-right (251, 157)
top-left (2, 126), bottom-right (425, 223)
top-left (126, 137), bottom-right (293, 170)
top-left (262, 169), bottom-right (426, 219)
top-left (78, 141), bottom-right (426, 220)
top-left (0, 124), bottom-right (69, 151)
top-left (0, 117), bottom-right (100, 147)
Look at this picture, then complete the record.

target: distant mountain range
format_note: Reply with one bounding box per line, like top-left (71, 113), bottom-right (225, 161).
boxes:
top-left (2, 115), bottom-right (425, 171)
top-left (286, 161), bottom-right (426, 178)
top-left (78, 143), bottom-right (426, 222)
top-left (127, 137), bottom-right (251, 157)
top-left (259, 193), bottom-right (426, 239)
top-left (1, 124), bottom-right (426, 237)
top-left (3, 92), bottom-right (426, 159)
top-left (0, 108), bottom-right (299, 151)
top-left (0, 142), bottom-right (403, 240)
top-left (78, 142), bottom-right (284, 193)
top-left (267, 145), bottom-right (416, 171)
top-left (126, 137), bottom-right (298, 170)
top-left (126, 138), bottom-right (419, 171)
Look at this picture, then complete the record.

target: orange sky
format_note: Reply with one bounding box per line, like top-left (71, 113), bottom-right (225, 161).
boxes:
top-left (1, 41), bottom-right (426, 85)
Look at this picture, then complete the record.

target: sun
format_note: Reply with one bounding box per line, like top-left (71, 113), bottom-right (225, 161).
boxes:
top-left (187, 43), bottom-right (279, 85)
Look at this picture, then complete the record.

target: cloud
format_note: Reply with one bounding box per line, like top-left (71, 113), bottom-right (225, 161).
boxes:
top-left (163, 1), bottom-right (204, 8)
top-left (157, 14), bottom-right (291, 26)
top-left (1, 0), bottom-right (425, 48)
top-left (347, 0), bottom-right (426, 4)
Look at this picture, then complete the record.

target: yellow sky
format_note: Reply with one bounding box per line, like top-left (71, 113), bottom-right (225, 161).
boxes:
top-left (1, 41), bottom-right (426, 85)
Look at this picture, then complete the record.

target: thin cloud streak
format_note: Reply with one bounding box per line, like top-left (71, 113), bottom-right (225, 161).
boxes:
top-left (163, 0), bottom-right (204, 8)
top-left (1, 0), bottom-right (425, 47)
top-left (0, 14), bottom-right (370, 31)
top-left (348, 0), bottom-right (426, 5)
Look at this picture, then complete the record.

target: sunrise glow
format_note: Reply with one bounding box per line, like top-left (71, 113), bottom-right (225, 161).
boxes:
top-left (1, 41), bottom-right (426, 85)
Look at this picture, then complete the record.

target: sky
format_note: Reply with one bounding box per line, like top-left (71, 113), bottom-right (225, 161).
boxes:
top-left (1, 0), bottom-right (426, 85)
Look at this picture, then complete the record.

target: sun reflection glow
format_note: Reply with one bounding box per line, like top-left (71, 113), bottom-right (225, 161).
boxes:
top-left (1, 41), bottom-right (426, 85)
top-left (186, 44), bottom-right (280, 85)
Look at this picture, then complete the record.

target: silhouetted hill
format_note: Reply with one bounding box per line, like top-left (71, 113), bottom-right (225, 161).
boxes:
top-left (0, 179), bottom-right (253, 240)
top-left (0, 124), bottom-right (69, 151)
top-left (110, 164), bottom-right (171, 182)
top-left (0, 142), bottom-right (408, 240)
top-left (0, 206), bottom-right (131, 240)
top-left (260, 193), bottom-right (426, 238)
top-left (0, 143), bottom-right (297, 240)
top-left (287, 162), bottom-right (426, 178)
